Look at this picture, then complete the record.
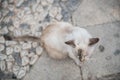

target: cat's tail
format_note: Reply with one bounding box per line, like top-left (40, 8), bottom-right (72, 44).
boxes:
top-left (3, 34), bottom-right (41, 42)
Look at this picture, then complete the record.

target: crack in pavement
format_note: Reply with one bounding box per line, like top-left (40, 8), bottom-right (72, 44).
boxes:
top-left (79, 66), bottom-right (84, 80)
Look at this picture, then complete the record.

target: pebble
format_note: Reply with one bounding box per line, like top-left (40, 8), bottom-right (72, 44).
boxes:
top-left (0, 36), bottom-right (5, 43)
top-left (8, 26), bottom-right (15, 32)
top-left (14, 45), bottom-right (21, 52)
top-left (36, 5), bottom-right (44, 13)
top-left (6, 55), bottom-right (14, 62)
top-left (41, 0), bottom-right (48, 7)
top-left (29, 55), bottom-right (38, 65)
top-left (0, 60), bottom-right (6, 71)
top-left (13, 29), bottom-right (22, 37)
top-left (21, 29), bottom-right (31, 35)
top-left (0, 44), bottom-right (5, 51)
top-left (36, 46), bottom-right (43, 56)
top-left (16, 0), bottom-right (24, 7)
top-left (47, 0), bottom-right (54, 4)
top-left (21, 56), bottom-right (29, 66)
top-left (24, 65), bottom-right (30, 72)
top-left (56, 14), bottom-right (63, 20)
top-left (17, 67), bottom-right (26, 79)
top-left (7, 61), bottom-right (13, 72)
top-left (13, 64), bottom-right (20, 76)
top-left (6, 47), bottom-right (13, 55)
top-left (32, 42), bottom-right (38, 48)
top-left (49, 7), bottom-right (58, 17)
top-left (5, 41), bottom-right (17, 46)
top-left (28, 52), bottom-right (35, 58)
top-left (22, 42), bottom-right (31, 49)
top-left (8, 5), bottom-right (14, 11)
top-left (0, 53), bottom-right (7, 60)
top-left (2, 1), bottom-right (8, 8)
top-left (20, 50), bottom-right (29, 57)
top-left (0, 27), bottom-right (9, 34)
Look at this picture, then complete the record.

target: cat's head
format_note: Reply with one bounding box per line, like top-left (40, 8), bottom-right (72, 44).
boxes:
top-left (65, 28), bottom-right (99, 62)
top-left (65, 38), bottom-right (99, 62)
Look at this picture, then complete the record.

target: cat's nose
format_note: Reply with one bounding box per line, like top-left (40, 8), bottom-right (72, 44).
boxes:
top-left (78, 49), bottom-right (82, 54)
top-left (80, 57), bottom-right (85, 62)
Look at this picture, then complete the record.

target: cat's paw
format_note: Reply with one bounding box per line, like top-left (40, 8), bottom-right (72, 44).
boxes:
top-left (75, 61), bottom-right (82, 67)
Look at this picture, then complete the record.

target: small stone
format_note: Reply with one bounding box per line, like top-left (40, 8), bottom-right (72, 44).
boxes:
top-left (23, 65), bottom-right (30, 72)
top-left (13, 29), bottom-right (22, 37)
top-left (0, 27), bottom-right (9, 34)
top-left (17, 10), bottom-right (24, 19)
top-left (0, 53), bottom-right (7, 60)
top-left (61, 0), bottom-right (67, 1)
top-left (8, 5), bottom-right (14, 11)
top-left (24, 7), bottom-right (31, 15)
top-left (2, 1), bottom-right (8, 8)
top-left (41, 0), bottom-right (48, 6)
top-left (14, 45), bottom-right (21, 53)
top-left (13, 64), bottom-right (20, 76)
top-left (0, 36), bottom-right (5, 43)
top-left (36, 46), bottom-right (43, 56)
top-left (0, 44), bottom-right (5, 51)
top-left (6, 55), bottom-right (14, 62)
top-left (9, 0), bottom-right (14, 3)
top-left (34, 32), bottom-right (41, 37)
top-left (56, 14), bottom-right (63, 20)
top-left (5, 41), bottom-right (17, 46)
top-left (49, 7), bottom-right (58, 17)
top-left (32, 42), bottom-right (38, 48)
top-left (13, 18), bottom-right (20, 28)
top-left (36, 5), bottom-right (44, 13)
top-left (17, 67), bottom-right (26, 79)
top-left (29, 55), bottom-right (38, 65)
top-left (22, 29), bottom-right (31, 35)
top-left (6, 47), bottom-right (13, 55)
top-left (28, 52), bottom-right (35, 58)
top-left (22, 42), bottom-right (31, 49)
top-left (46, 0), bottom-right (54, 4)
top-left (20, 50), bottom-right (29, 57)
top-left (0, 60), bottom-right (6, 71)
top-left (7, 61), bottom-right (13, 72)
top-left (16, 0), bottom-right (24, 7)
top-left (21, 56), bottom-right (29, 66)
top-left (8, 26), bottom-right (15, 31)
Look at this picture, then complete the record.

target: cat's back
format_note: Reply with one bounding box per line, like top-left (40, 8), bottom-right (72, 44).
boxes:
top-left (41, 22), bottom-right (73, 40)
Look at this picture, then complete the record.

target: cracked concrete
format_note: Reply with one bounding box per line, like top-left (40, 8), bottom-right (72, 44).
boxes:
top-left (24, 0), bottom-right (120, 80)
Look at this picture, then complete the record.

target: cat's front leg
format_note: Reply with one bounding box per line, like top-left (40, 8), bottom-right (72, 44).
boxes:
top-left (68, 51), bottom-right (82, 66)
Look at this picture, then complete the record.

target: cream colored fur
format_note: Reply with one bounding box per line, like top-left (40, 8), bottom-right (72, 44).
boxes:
top-left (40, 22), bottom-right (99, 66)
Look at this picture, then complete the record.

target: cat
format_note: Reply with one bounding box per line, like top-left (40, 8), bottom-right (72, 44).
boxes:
top-left (4, 22), bottom-right (99, 66)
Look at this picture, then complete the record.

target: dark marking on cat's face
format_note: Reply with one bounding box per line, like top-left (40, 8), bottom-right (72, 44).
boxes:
top-left (114, 49), bottom-right (120, 56)
top-left (98, 45), bottom-right (105, 52)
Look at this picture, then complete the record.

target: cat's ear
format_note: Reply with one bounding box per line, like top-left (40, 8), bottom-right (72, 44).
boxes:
top-left (89, 38), bottom-right (99, 46)
top-left (65, 40), bottom-right (75, 47)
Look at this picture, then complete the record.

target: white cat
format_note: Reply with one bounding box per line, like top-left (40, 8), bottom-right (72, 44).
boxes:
top-left (4, 22), bottom-right (99, 66)
top-left (40, 22), bottom-right (99, 66)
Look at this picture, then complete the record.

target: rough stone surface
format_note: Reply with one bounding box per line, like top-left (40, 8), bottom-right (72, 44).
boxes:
top-left (77, 21), bottom-right (120, 80)
top-left (24, 52), bottom-right (81, 80)
top-left (73, 0), bottom-right (120, 26)
top-left (0, 0), bottom-right (120, 79)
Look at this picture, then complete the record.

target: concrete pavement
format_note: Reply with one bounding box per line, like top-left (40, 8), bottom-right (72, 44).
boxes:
top-left (24, 0), bottom-right (120, 80)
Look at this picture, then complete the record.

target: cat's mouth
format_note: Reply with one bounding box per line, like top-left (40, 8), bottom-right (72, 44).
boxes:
top-left (78, 49), bottom-right (85, 62)
top-left (78, 53), bottom-right (85, 62)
